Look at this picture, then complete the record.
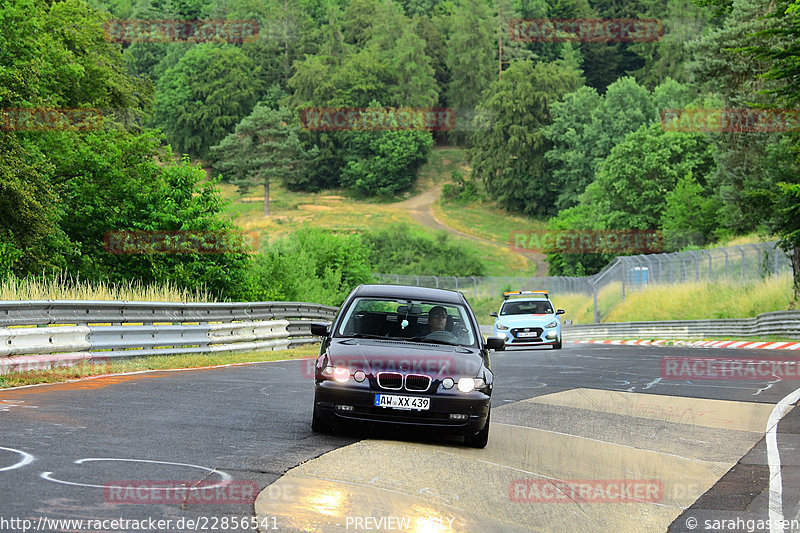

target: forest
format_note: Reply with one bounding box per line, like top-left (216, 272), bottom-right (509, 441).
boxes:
top-left (0, 0), bottom-right (798, 304)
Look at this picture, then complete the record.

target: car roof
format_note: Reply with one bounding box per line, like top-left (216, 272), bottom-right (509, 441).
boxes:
top-left (352, 284), bottom-right (466, 305)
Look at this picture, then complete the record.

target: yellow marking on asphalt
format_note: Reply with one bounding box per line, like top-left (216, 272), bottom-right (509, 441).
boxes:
top-left (525, 388), bottom-right (780, 433)
top-left (256, 390), bottom-right (777, 532)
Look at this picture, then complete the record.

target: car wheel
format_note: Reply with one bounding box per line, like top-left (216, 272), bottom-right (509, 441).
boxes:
top-left (311, 403), bottom-right (332, 433)
top-left (465, 411), bottom-right (490, 448)
top-left (553, 340), bottom-right (562, 350)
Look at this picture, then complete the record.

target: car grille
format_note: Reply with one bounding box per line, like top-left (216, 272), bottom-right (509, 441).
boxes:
top-left (377, 372), bottom-right (403, 390)
top-left (405, 374), bottom-right (431, 392)
top-left (511, 327), bottom-right (543, 337)
top-left (376, 372), bottom-right (432, 392)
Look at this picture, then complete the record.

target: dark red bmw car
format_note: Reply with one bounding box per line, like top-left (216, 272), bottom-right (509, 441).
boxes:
top-left (310, 284), bottom-right (505, 448)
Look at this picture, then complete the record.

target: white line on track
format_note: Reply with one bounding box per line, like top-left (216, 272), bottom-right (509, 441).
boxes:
top-left (0, 446), bottom-right (35, 472)
top-left (767, 386), bottom-right (800, 533)
top-left (40, 457), bottom-right (232, 489)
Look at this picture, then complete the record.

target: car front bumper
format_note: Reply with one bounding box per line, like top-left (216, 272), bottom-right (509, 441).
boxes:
top-left (494, 327), bottom-right (561, 346)
top-left (314, 381), bottom-right (490, 433)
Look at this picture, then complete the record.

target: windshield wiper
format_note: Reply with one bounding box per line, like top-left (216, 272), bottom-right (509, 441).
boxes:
top-left (346, 333), bottom-right (392, 340)
top-left (407, 337), bottom-right (461, 346)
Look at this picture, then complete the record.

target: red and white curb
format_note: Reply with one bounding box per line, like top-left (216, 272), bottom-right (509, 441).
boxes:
top-left (572, 339), bottom-right (800, 350)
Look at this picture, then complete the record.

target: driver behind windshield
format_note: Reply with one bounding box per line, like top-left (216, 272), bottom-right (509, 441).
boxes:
top-left (423, 305), bottom-right (459, 343)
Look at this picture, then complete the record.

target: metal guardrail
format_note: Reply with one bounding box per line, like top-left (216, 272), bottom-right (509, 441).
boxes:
top-left (0, 300), bottom-right (337, 374)
top-left (561, 311), bottom-right (800, 340)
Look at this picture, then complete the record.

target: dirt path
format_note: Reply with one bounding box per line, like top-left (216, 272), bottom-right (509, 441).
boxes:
top-left (395, 185), bottom-right (549, 275)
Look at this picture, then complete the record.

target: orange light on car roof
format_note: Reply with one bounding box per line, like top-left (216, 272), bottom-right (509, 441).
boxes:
top-left (504, 290), bottom-right (549, 299)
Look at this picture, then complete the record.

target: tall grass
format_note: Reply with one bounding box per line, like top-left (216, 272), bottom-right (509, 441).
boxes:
top-left (0, 272), bottom-right (215, 302)
top-left (553, 273), bottom-right (793, 324)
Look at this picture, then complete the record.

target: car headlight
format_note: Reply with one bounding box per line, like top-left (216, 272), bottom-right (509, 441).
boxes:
top-left (442, 377), bottom-right (454, 389)
top-left (546, 320), bottom-right (558, 328)
top-left (332, 367), bottom-right (351, 383)
top-left (322, 365), bottom-right (351, 382)
top-left (457, 377), bottom-right (486, 393)
top-left (496, 323), bottom-right (509, 330)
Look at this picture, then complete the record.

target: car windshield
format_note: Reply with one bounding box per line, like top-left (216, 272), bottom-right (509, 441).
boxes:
top-left (336, 297), bottom-right (477, 346)
top-left (501, 300), bottom-right (553, 315)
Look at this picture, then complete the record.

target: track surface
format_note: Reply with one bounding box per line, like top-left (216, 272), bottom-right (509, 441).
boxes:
top-left (1, 343), bottom-right (799, 532)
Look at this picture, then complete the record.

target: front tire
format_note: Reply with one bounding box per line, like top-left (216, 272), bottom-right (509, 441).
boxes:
top-left (553, 339), bottom-right (562, 350)
top-left (311, 402), bottom-right (332, 433)
top-left (465, 411), bottom-right (490, 448)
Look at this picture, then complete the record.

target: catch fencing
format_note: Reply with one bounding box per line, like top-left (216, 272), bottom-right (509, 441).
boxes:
top-left (374, 241), bottom-right (792, 322)
top-left (0, 301), bottom-right (336, 374)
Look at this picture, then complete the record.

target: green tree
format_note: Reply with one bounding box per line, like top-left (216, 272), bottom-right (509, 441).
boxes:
top-left (470, 60), bottom-right (581, 216)
top-left (0, 134), bottom-right (69, 275)
top-left (389, 26), bottom-right (439, 108)
top-left (660, 173), bottom-right (720, 249)
top-left (445, 0), bottom-right (495, 144)
top-left (153, 44), bottom-right (263, 157)
top-left (544, 77), bottom-right (656, 210)
top-left (544, 86), bottom-right (603, 210)
top-left (586, 123), bottom-right (716, 230)
top-left (547, 123), bottom-right (717, 275)
top-left (211, 104), bottom-right (311, 215)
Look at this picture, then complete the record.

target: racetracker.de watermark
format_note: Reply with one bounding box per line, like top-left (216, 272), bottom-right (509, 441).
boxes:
top-left (103, 231), bottom-right (259, 255)
top-left (510, 230), bottom-right (664, 254)
top-left (509, 18), bottom-right (663, 42)
top-left (661, 357), bottom-right (800, 380)
top-left (302, 355), bottom-right (463, 379)
top-left (661, 108), bottom-right (800, 133)
top-left (0, 356), bottom-right (112, 375)
top-left (104, 19), bottom-right (259, 43)
top-left (299, 107), bottom-right (455, 132)
top-left (1, 108), bottom-right (102, 131)
top-left (104, 480), bottom-right (257, 504)
top-left (508, 479), bottom-right (663, 503)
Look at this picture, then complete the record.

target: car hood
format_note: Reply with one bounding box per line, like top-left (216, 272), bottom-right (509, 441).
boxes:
top-left (324, 338), bottom-right (483, 378)
top-left (495, 314), bottom-right (557, 326)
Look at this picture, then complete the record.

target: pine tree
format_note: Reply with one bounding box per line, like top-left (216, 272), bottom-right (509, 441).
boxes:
top-left (211, 105), bottom-right (310, 216)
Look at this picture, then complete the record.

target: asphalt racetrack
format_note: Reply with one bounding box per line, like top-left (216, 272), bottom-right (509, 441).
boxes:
top-left (1, 343), bottom-right (798, 533)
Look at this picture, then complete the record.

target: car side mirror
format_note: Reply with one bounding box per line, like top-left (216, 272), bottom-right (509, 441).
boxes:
top-left (556, 309), bottom-right (565, 315)
top-left (485, 337), bottom-right (505, 350)
top-left (489, 312), bottom-right (498, 318)
top-left (310, 323), bottom-right (329, 337)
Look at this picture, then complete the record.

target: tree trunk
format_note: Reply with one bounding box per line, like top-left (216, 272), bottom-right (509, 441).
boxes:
top-left (498, 6), bottom-right (502, 82)
top-left (263, 178), bottom-right (270, 216)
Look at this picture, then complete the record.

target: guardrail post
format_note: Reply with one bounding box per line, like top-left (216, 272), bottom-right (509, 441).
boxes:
top-left (704, 250), bottom-right (712, 280)
top-left (471, 276), bottom-right (477, 297)
top-left (414, 275), bottom-right (419, 286)
top-left (434, 276), bottom-right (439, 288)
top-left (591, 282), bottom-right (599, 323)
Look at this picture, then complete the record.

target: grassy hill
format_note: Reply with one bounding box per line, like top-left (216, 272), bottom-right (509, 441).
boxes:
top-left (217, 147), bottom-right (541, 277)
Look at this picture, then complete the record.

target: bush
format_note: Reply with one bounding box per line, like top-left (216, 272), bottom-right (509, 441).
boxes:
top-left (245, 227), bottom-right (373, 306)
top-left (363, 224), bottom-right (486, 276)
top-left (441, 170), bottom-right (481, 204)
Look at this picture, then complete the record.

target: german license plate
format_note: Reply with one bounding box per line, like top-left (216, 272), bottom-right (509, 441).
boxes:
top-left (374, 394), bottom-right (430, 410)
top-left (517, 332), bottom-right (538, 338)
